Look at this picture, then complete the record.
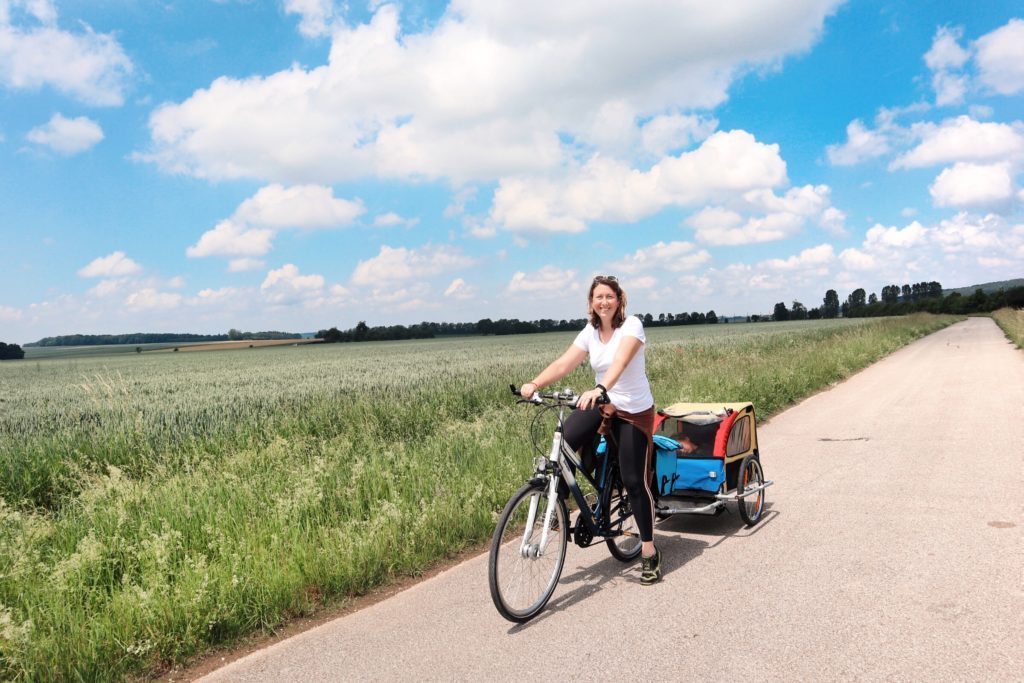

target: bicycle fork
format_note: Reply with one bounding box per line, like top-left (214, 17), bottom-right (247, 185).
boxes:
top-left (520, 424), bottom-right (567, 559)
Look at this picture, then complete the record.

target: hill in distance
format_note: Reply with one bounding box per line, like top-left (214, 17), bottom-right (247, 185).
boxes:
top-left (943, 278), bottom-right (1024, 296)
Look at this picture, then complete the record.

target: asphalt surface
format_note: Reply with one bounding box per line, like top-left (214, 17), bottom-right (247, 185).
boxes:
top-left (203, 318), bottom-right (1023, 682)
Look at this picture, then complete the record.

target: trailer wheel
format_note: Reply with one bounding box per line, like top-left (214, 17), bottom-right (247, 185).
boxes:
top-left (737, 455), bottom-right (765, 526)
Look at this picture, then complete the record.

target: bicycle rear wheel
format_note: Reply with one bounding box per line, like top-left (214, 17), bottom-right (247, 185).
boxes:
top-left (489, 481), bottom-right (568, 622)
top-left (604, 474), bottom-right (642, 561)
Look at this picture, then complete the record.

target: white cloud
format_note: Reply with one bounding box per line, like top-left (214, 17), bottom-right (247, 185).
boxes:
top-left (124, 288), bottom-right (182, 311)
top-left (827, 119), bottom-right (891, 166)
top-left (187, 220), bottom-right (275, 258)
top-left (609, 240), bottom-right (711, 274)
top-left (491, 130), bottom-right (789, 234)
top-left (506, 266), bottom-right (580, 295)
top-left (690, 211), bottom-right (803, 246)
top-left (929, 162), bottom-right (1014, 209)
top-left (373, 211), bottom-right (419, 228)
top-left (0, 304), bottom-right (22, 321)
top-left (26, 113), bottom-right (103, 154)
top-left (891, 116), bottom-right (1024, 169)
top-left (761, 244), bottom-right (835, 271)
top-left (0, 2), bottom-right (133, 106)
top-left (260, 263), bottom-right (325, 304)
top-left (284, 0), bottom-right (335, 38)
top-left (187, 184), bottom-right (363, 261)
top-left (924, 26), bottom-right (970, 71)
top-left (233, 184), bottom-right (364, 229)
top-left (974, 18), bottom-right (1024, 96)
top-left (141, 1), bottom-right (842, 184)
top-left (351, 244), bottom-right (474, 285)
top-left (931, 212), bottom-right (1004, 253)
top-left (640, 114), bottom-right (718, 157)
top-left (87, 278), bottom-right (127, 297)
top-left (443, 277), bottom-right (474, 299)
top-left (228, 258), bottom-right (266, 272)
top-left (78, 251), bottom-right (142, 278)
top-left (924, 26), bottom-right (969, 106)
top-left (864, 221), bottom-right (929, 250)
top-left (838, 248), bottom-right (878, 271)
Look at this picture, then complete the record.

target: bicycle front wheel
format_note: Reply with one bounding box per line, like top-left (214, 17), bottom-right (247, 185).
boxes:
top-left (488, 481), bottom-right (568, 622)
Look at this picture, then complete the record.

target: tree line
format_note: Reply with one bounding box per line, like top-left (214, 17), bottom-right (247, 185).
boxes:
top-left (765, 281), bottom-right (1024, 322)
top-left (27, 331), bottom-right (301, 347)
top-left (317, 309), bottom-right (721, 343)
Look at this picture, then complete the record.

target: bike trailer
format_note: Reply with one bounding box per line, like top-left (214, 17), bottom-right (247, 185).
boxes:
top-left (653, 402), bottom-right (758, 497)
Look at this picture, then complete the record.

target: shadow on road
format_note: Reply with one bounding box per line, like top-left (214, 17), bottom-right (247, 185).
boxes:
top-left (505, 505), bottom-right (780, 633)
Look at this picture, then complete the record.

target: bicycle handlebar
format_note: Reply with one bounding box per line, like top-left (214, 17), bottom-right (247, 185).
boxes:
top-left (508, 384), bottom-right (608, 406)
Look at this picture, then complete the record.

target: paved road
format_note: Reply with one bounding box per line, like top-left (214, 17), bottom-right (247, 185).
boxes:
top-left (203, 318), bottom-right (1023, 682)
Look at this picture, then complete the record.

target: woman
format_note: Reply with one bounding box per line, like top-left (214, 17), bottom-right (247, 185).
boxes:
top-left (519, 275), bottom-right (661, 585)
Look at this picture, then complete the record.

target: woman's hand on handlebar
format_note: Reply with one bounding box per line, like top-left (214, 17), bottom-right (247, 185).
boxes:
top-left (576, 387), bottom-right (605, 410)
top-left (519, 382), bottom-right (538, 400)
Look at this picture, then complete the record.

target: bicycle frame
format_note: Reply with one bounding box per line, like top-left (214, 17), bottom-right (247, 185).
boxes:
top-left (523, 400), bottom-right (630, 556)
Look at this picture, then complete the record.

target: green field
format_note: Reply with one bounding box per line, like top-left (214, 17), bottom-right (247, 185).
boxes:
top-left (991, 308), bottom-right (1024, 349)
top-left (0, 315), bottom-right (959, 679)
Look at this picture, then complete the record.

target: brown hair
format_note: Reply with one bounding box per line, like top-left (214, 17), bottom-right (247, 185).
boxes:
top-left (588, 275), bottom-right (627, 329)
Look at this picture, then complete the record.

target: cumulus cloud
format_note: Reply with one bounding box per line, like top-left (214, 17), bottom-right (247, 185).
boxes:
top-left (78, 251), bottom-right (142, 278)
top-left (373, 212), bottom-right (420, 228)
top-left (350, 244), bottom-right (474, 285)
top-left (284, 0), bottom-right (336, 38)
top-left (443, 277), bottom-right (474, 299)
top-left (187, 184), bottom-right (363, 261)
top-left (0, 1), bottom-right (133, 105)
top-left (974, 18), bottom-right (1024, 96)
top-left (924, 26), bottom-right (970, 106)
top-left (826, 119), bottom-right (891, 166)
top-left (640, 114), bottom-right (718, 157)
top-left (929, 162), bottom-right (1014, 208)
top-left (0, 304), bottom-right (22, 321)
top-left (187, 221), bottom-right (275, 258)
top-left (26, 113), bottom-right (103, 154)
top-left (260, 263), bottom-right (325, 304)
top-left (491, 130), bottom-right (789, 234)
top-left (609, 241), bottom-right (711, 274)
top-left (891, 116), bottom-right (1024, 169)
top-left (124, 288), bottom-right (182, 311)
top-left (506, 266), bottom-right (580, 295)
top-left (140, 1), bottom-right (842, 184)
top-left (760, 244), bottom-right (835, 271)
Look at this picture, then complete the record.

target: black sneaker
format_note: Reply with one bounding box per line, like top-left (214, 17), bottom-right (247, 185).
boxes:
top-left (640, 547), bottom-right (662, 585)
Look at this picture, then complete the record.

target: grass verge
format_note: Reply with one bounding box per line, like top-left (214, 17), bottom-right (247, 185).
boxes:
top-left (990, 308), bottom-right (1024, 349)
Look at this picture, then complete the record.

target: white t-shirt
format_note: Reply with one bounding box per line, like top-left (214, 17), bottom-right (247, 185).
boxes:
top-left (572, 315), bottom-right (654, 414)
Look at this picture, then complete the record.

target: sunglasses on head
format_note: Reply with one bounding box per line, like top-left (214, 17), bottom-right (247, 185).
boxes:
top-left (592, 274), bottom-right (618, 283)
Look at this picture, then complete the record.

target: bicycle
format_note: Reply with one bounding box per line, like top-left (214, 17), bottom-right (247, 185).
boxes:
top-left (488, 386), bottom-right (643, 623)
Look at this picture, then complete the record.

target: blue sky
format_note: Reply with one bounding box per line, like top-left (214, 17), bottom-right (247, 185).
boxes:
top-left (1, 0), bottom-right (1022, 344)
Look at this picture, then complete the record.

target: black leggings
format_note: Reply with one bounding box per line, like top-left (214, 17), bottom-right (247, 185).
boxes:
top-left (562, 407), bottom-right (655, 543)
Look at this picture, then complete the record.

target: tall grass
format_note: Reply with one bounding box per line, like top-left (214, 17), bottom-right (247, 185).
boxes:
top-left (991, 308), bottom-right (1024, 348)
top-left (0, 315), bottom-right (956, 679)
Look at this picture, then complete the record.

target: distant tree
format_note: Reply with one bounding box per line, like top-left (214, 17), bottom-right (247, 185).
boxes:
top-left (823, 289), bottom-right (840, 318)
top-left (808, 307), bottom-right (822, 320)
top-left (353, 321), bottom-right (369, 342)
top-left (927, 281), bottom-right (943, 298)
top-left (881, 284), bottom-right (900, 303)
top-left (228, 328), bottom-right (243, 341)
top-left (868, 292), bottom-right (878, 305)
top-left (901, 284), bottom-right (912, 300)
top-left (643, 313), bottom-right (654, 325)
top-left (0, 342), bottom-right (25, 360)
top-left (706, 310), bottom-right (718, 324)
top-left (476, 318), bottom-right (495, 335)
top-left (773, 302), bottom-right (790, 321)
top-left (791, 301), bottom-right (807, 320)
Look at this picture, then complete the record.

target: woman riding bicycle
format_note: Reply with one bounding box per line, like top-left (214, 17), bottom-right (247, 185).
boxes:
top-left (519, 275), bottom-right (662, 585)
